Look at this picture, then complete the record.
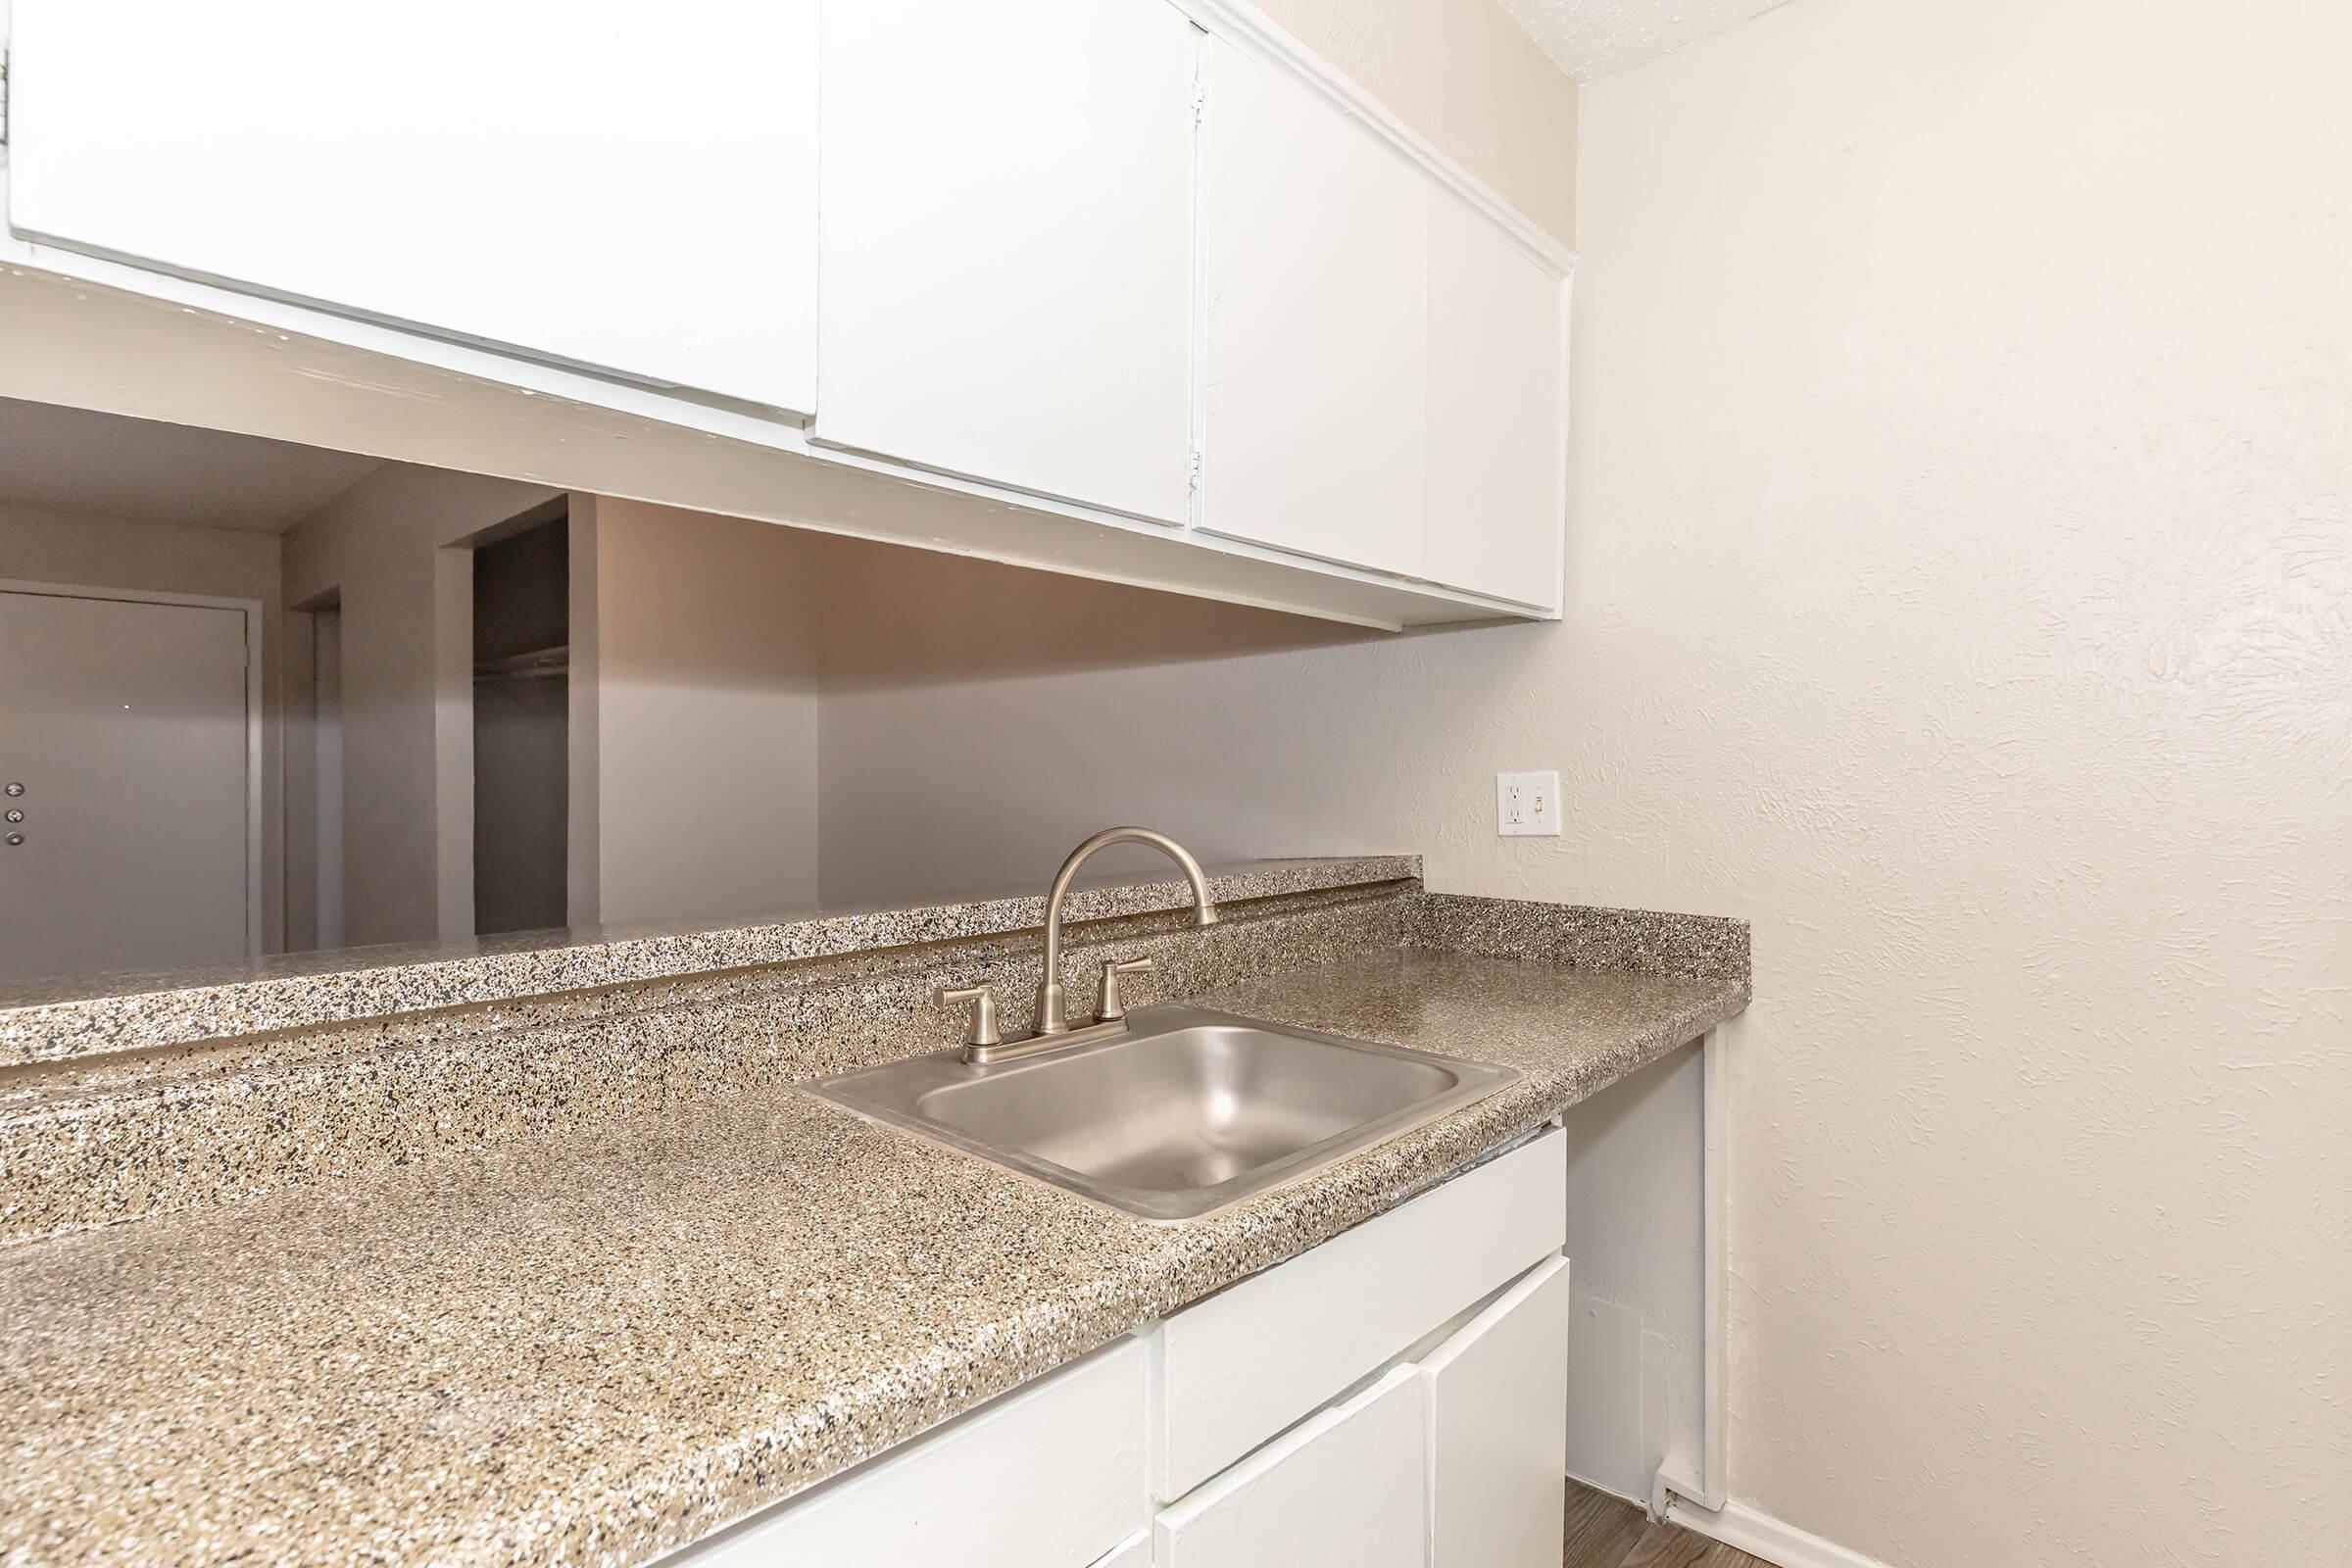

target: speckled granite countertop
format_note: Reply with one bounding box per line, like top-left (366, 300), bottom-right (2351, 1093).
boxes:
top-left (0, 950), bottom-right (1744, 1568)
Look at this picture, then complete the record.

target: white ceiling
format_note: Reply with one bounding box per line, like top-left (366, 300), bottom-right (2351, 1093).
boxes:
top-left (0, 397), bottom-right (381, 534)
top-left (1494, 0), bottom-right (1788, 80)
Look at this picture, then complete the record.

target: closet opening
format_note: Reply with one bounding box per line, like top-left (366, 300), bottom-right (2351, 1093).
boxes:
top-left (470, 501), bottom-right (570, 936)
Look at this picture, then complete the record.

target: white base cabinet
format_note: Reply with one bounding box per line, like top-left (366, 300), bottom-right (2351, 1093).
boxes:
top-left (679, 1338), bottom-right (1147, 1568)
top-left (1151, 1124), bottom-right (1568, 1497)
top-left (1155, 1367), bottom-right (1429, 1568)
top-left (662, 1130), bottom-right (1570, 1568)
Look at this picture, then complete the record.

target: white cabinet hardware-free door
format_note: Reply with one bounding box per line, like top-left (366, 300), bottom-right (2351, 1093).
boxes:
top-left (1419, 1254), bottom-right (1574, 1567)
top-left (1422, 189), bottom-right (1567, 611)
top-left (0, 588), bottom-right (252, 981)
top-left (1193, 29), bottom-right (1568, 609)
top-left (1195, 31), bottom-right (1429, 578)
top-left (5, 0), bottom-right (819, 414)
top-left (1154, 1366), bottom-right (1427, 1568)
top-left (814, 0), bottom-right (1198, 522)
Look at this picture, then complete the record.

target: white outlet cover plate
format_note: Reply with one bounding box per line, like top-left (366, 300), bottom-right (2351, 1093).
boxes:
top-left (1496, 770), bottom-right (1562, 837)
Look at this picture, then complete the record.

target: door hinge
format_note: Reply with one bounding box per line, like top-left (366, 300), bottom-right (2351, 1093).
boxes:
top-left (1191, 77), bottom-right (1205, 129)
top-left (1186, 445), bottom-right (1203, 493)
top-left (1, 52), bottom-right (12, 150)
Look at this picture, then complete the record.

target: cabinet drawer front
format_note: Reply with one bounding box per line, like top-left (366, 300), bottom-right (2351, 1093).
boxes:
top-left (1154, 1366), bottom-right (1427, 1568)
top-left (1151, 1129), bottom-right (1566, 1498)
top-left (673, 1339), bottom-right (1147, 1568)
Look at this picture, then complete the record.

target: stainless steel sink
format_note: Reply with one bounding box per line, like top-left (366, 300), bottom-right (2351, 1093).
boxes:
top-left (809, 1004), bottom-right (1517, 1222)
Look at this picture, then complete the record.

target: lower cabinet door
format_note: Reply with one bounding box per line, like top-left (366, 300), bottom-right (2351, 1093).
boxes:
top-left (1154, 1366), bottom-right (1426, 1568)
top-left (1418, 1255), bottom-right (1574, 1568)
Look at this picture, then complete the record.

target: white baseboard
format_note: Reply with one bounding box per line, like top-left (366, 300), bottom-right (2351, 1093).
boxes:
top-left (1565, 1467), bottom-right (1645, 1508)
top-left (1662, 1494), bottom-right (1893, 1568)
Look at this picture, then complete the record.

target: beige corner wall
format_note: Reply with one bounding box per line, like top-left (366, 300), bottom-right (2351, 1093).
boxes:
top-left (1251, 0), bottom-right (1577, 242)
top-left (577, 501), bottom-right (824, 929)
top-left (281, 484), bottom-right (822, 946)
top-left (814, 0), bottom-right (2352, 1559)
top-left (0, 502), bottom-right (289, 951)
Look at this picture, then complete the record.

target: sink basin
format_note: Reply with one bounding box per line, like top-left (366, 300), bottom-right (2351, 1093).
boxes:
top-left (809, 1005), bottom-right (1517, 1222)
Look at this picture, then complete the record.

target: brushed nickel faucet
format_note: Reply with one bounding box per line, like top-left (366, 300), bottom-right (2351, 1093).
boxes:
top-left (945, 826), bottom-right (1220, 1065)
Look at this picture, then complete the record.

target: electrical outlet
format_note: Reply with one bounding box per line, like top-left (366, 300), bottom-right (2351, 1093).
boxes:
top-left (1495, 770), bottom-right (1561, 837)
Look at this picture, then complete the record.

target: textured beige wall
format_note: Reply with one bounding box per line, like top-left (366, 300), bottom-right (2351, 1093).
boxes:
top-left (816, 0), bottom-right (2352, 1559)
top-left (1569, 0), bottom-right (2351, 1557)
top-left (0, 502), bottom-right (289, 952)
top-left (1251, 0), bottom-right (1578, 242)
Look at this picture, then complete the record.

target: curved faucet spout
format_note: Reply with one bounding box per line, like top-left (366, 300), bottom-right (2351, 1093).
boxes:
top-left (1035, 827), bottom-right (1219, 1036)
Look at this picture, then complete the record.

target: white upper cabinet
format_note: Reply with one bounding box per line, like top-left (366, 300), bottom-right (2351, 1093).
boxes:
top-left (1196, 34), bottom-right (1430, 579)
top-left (1424, 189), bottom-right (1568, 610)
top-left (815, 0), bottom-right (1199, 523)
top-left (5, 0), bottom-right (819, 414)
top-left (3, 0), bottom-right (1569, 625)
top-left (1194, 29), bottom-right (1568, 607)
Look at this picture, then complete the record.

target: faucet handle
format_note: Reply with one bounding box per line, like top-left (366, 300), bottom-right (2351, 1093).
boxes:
top-left (940, 983), bottom-right (1003, 1049)
top-left (1095, 956), bottom-right (1154, 1023)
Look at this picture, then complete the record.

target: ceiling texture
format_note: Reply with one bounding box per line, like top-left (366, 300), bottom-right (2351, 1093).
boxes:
top-left (1494, 0), bottom-right (1788, 79)
top-left (0, 396), bottom-right (381, 533)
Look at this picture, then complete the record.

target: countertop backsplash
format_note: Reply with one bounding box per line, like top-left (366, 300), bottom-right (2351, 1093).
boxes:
top-left (0, 859), bottom-right (1429, 1247)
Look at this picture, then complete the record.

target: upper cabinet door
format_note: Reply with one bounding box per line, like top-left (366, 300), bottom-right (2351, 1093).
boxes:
top-left (5, 0), bottom-right (819, 414)
top-left (815, 0), bottom-right (1198, 524)
top-left (1196, 35), bottom-right (1429, 579)
top-left (1424, 192), bottom-right (1567, 611)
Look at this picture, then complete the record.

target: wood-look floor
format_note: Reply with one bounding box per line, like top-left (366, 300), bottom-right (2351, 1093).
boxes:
top-left (1565, 1480), bottom-right (1779, 1568)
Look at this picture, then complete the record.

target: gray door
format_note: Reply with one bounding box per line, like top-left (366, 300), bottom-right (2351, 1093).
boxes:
top-left (0, 588), bottom-right (251, 982)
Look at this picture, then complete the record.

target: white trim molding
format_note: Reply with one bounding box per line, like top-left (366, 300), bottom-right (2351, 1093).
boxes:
top-left (1170, 0), bottom-right (1578, 277)
top-left (1663, 1494), bottom-right (1897, 1568)
top-left (1653, 1021), bottom-right (1729, 1517)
